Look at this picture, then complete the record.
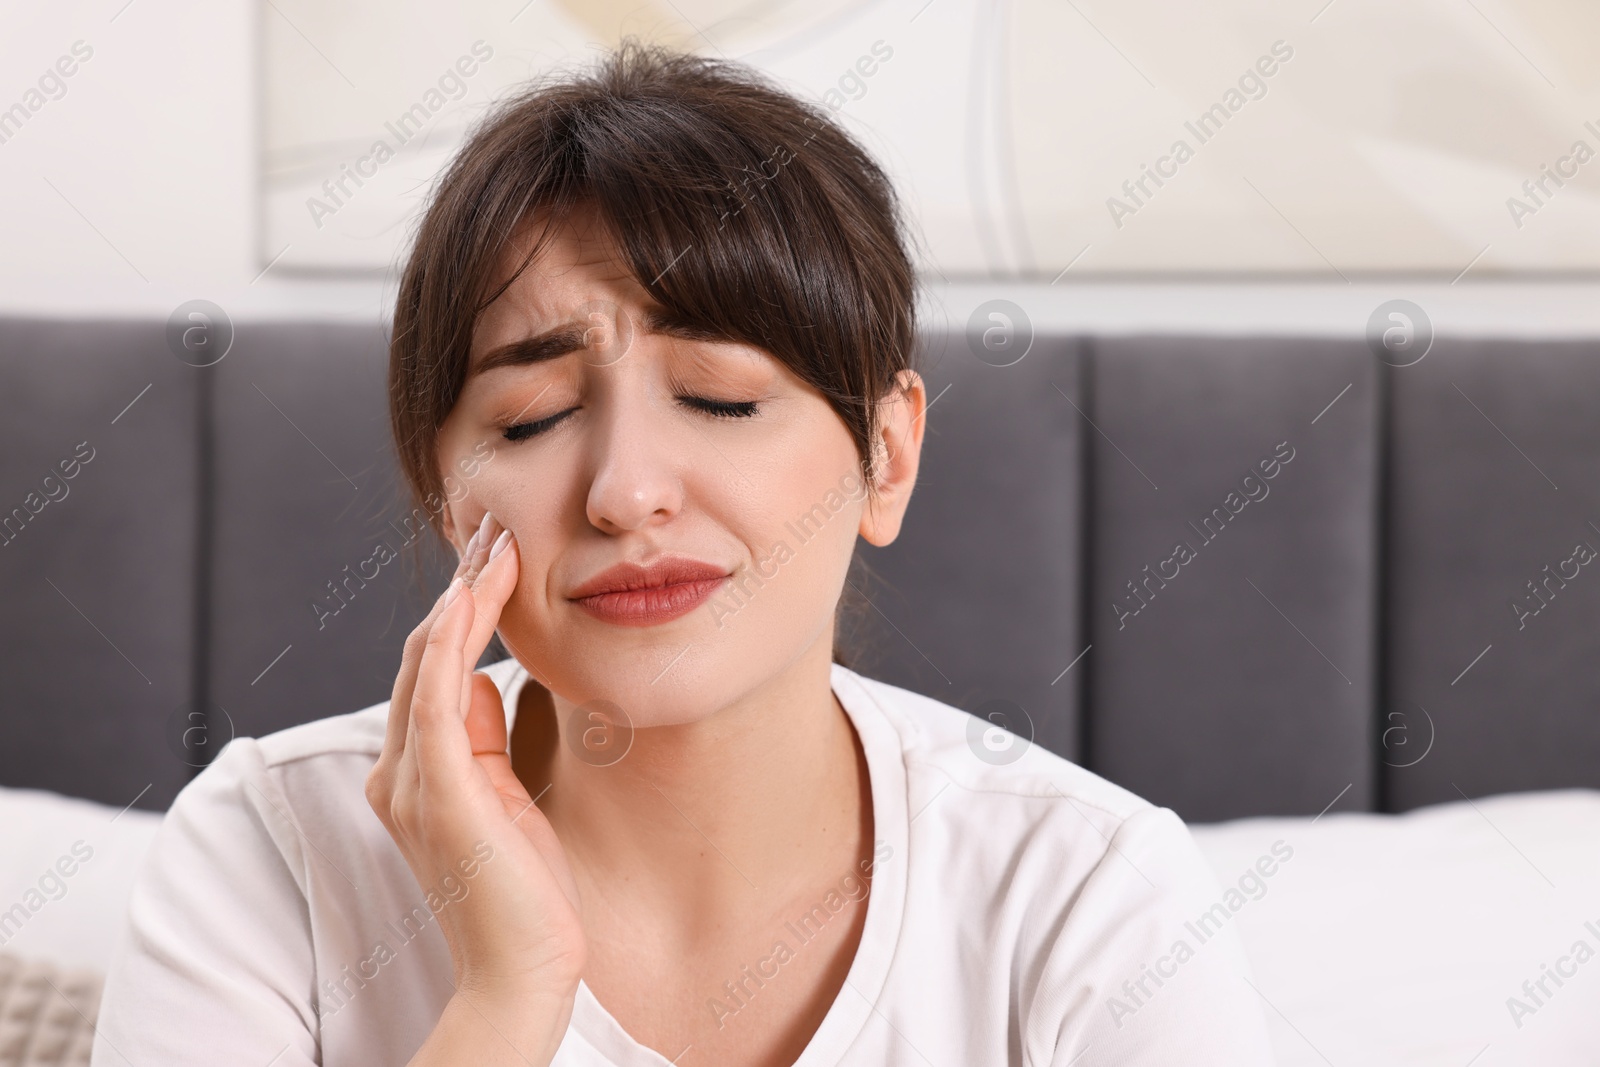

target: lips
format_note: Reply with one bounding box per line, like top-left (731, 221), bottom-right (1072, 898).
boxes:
top-left (568, 556), bottom-right (731, 627)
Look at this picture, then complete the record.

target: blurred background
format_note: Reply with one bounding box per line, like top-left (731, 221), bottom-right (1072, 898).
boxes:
top-left (9, 0), bottom-right (1600, 291)
top-left (6, 2), bottom-right (1600, 1062)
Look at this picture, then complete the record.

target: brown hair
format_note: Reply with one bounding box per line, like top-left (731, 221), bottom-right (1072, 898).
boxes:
top-left (387, 39), bottom-right (918, 669)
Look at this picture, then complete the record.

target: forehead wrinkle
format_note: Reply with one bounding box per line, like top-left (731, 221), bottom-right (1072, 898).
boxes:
top-left (488, 203), bottom-right (635, 304)
top-left (642, 313), bottom-right (771, 381)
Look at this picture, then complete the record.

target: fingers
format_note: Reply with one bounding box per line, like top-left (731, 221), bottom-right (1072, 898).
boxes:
top-left (455, 516), bottom-right (521, 710)
top-left (444, 511), bottom-right (506, 726)
top-left (403, 577), bottom-right (479, 794)
top-left (370, 511), bottom-right (499, 816)
top-left (464, 669), bottom-right (510, 758)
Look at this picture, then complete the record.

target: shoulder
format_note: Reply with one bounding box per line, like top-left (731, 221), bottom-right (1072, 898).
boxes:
top-left (838, 664), bottom-right (1205, 921)
top-left (249, 655), bottom-right (529, 770)
top-left (96, 661), bottom-right (538, 1065)
top-left (840, 667), bottom-right (1217, 911)
top-left (839, 665), bottom-right (1155, 820)
top-left (155, 657), bottom-right (530, 877)
top-left (836, 667), bottom-right (1272, 1061)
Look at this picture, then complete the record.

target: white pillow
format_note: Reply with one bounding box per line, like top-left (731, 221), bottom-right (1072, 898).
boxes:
top-left (0, 786), bottom-right (164, 973)
top-left (1189, 789), bottom-right (1600, 1067)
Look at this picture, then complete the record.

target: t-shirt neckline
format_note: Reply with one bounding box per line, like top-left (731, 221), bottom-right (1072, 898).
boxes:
top-left (497, 660), bottom-right (909, 1066)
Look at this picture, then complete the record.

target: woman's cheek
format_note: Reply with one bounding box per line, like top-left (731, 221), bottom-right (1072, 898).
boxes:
top-left (492, 565), bottom-right (544, 661)
top-left (511, 525), bottom-right (551, 612)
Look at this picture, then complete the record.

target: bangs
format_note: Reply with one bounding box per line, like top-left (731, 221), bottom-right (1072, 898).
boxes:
top-left (464, 65), bottom-right (890, 410)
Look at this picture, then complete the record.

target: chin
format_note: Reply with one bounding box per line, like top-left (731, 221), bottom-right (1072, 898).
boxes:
top-left (512, 619), bottom-right (796, 729)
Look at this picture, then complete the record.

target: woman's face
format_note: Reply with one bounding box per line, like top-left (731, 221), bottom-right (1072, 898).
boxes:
top-left (432, 205), bottom-right (924, 727)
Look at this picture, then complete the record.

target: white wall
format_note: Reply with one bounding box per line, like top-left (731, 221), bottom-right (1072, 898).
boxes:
top-left (0, 1), bottom-right (382, 322)
top-left (4, 1), bottom-right (1600, 337)
top-left (257, 0), bottom-right (1600, 278)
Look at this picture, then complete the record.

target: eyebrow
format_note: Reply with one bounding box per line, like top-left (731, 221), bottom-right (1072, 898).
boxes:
top-left (470, 306), bottom-right (737, 378)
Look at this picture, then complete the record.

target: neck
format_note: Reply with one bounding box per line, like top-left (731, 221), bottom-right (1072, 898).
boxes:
top-left (510, 636), bottom-right (872, 931)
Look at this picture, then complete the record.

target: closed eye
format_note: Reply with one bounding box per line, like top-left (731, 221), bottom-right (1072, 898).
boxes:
top-left (500, 395), bottom-right (759, 442)
top-left (678, 396), bottom-right (759, 419)
top-left (503, 407), bottom-right (575, 442)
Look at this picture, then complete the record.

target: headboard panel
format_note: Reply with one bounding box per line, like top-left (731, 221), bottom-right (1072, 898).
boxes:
top-left (1080, 336), bottom-right (1379, 821)
top-left (0, 319), bottom-right (199, 810)
top-left (1384, 337), bottom-right (1600, 811)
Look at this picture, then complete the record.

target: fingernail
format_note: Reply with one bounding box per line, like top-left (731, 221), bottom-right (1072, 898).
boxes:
top-left (475, 510), bottom-right (495, 546)
top-left (488, 528), bottom-right (514, 561)
top-left (460, 526), bottom-right (483, 562)
top-left (443, 578), bottom-right (464, 607)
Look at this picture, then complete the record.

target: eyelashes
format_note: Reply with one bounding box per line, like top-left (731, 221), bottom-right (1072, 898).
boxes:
top-left (503, 407), bottom-right (574, 442)
top-left (500, 395), bottom-right (760, 442)
top-left (679, 395), bottom-right (759, 419)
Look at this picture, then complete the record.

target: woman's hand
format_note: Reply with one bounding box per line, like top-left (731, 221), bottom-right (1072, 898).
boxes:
top-left (365, 512), bottom-right (585, 1065)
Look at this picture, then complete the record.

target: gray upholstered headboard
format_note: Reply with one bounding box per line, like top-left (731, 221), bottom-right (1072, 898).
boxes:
top-left (3, 315), bottom-right (1597, 821)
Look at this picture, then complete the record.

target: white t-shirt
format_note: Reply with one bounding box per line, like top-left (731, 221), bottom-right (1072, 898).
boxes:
top-left (92, 659), bottom-right (1275, 1066)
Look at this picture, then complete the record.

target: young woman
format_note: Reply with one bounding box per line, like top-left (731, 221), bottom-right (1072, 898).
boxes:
top-left (93, 41), bottom-right (1274, 1067)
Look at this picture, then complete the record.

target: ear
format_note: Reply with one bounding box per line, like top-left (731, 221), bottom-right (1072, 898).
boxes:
top-left (859, 369), bottom-right (927, 548)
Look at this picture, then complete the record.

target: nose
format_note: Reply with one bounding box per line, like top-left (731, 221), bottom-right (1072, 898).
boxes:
top-left (584, 369), bottom-right (685, 534)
